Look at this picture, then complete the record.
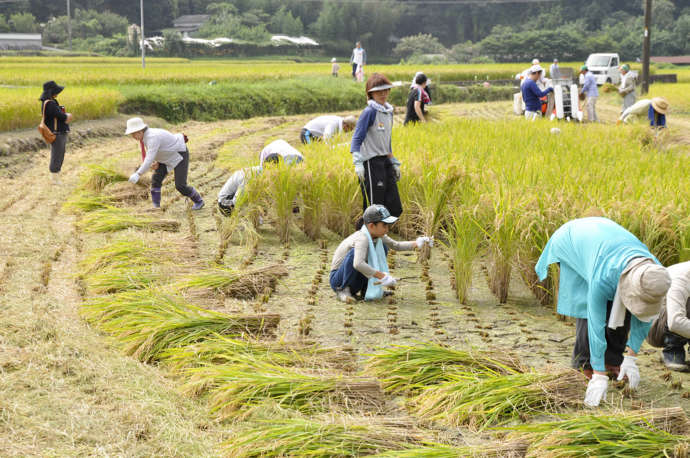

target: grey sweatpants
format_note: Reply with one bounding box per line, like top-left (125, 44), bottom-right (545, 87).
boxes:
top-left (49, 133), bottom-right (68, 173)
top-left (585, 96), bottom-right (598, 123)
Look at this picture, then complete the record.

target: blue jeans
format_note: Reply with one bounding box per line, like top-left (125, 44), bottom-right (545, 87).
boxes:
top-left (330, 248), bottom-right (368, 296)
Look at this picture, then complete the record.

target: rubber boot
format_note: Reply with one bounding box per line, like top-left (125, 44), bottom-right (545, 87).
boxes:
top-left (151, 187), bottom-right (161, 208)
top-left (189, 188), bottom-right (204, 210)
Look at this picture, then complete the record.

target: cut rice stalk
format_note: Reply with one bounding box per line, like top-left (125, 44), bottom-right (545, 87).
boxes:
top-left (411, 368), bottom-right (585, 431)
top-left (81, 291), bottom-right (280, 362)
top-left (63, 192), bottom-right (115, 213)
top-left (79, 239), bottom-right (196, 273)
top-left (79, 163), bottom-right (128, 192)
top-left (224, 416), bottom-right (424, 457)
top-left (365, 342), bottom-right (525, 394)
top-left (175, 264), bottom-right (288, 300)
top-left (103, 180), bottom-right (151, 203)
top-left (370, 442), bottom-right (528, 457)
top-left (79, 208), bottom-right (180, 233)
top-left (183, 361), bottom-right (383, 419)
top-left (508, 407), bottom-right (690, 457)
top-left (84, 265), bottom-right (162, 294)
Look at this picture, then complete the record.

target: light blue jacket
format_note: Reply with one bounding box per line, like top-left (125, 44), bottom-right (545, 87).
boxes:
top-left (535, 217), bottom-right (659, 372)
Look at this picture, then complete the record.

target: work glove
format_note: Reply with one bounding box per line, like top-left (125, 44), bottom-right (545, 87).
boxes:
top-left (128, 172), bottom-right (140, 184)
top-left (389, 156), bottom-right (402, 182)
top-left (354, 161), bottom-right (365, 181)
top-left (617, 355), bottom-right (640, 389)
top-left (416, 236), bottom-right (434, 249)
top-left (584, 373), bottom-right (608, 407)
top-left (379, 273), bottom-right (397, 287)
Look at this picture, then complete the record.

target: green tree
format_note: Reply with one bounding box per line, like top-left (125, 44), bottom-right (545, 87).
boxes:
top-left (269, 6), bottom-right (303, 36)
top-left (0, 16), bottom-right (9, 33)
top-left (9, 12), bottom-right (38, 33)
top-left (393, 33), bottom-right (446, 59)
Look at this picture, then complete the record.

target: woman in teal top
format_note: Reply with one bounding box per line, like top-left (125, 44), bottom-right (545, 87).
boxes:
top-left (536, 217), bottom-right (671, 407)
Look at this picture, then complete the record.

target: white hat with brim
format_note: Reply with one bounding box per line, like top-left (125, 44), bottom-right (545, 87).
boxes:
top-left (125, 117), bottom-right (148, 135)
top-left (618, 258), bottom-right (671, 322)
top-left (367, 84), bottom-right (394, 93)
top-left (528, 65), bottom-right (544, 74)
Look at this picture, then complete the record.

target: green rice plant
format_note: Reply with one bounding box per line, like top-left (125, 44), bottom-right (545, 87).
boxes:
top-left (83, 265), bottom-right (162, 294)
top-left (365, 342), bottom-right (524, 394)
top-left (300, 168), bottom-right (329, 240)
top-left (411, 368), bottom-right (585, 431)
top-left (224, 417), bottom-right (424, 457)
top-left (160, 334), bottom-right (357, 373)
top-left (370, 442), bottom-right (528, 457)
top-left (81, 291), bottom-right (280, 363)
top-left (63, 192), bottom-right (115, 213)
top-left (509, 407), bottom-right (690, 458)
top-left (79, 164), bottom-right (128, 193)
top-left (443, 206), bottom-right (484, 304)
top-left (78, 208), bottom-right (180, 233)
top-left (175, 264), bottom-right (288, 300)
top-left (263, 161), bottom-right (301, 244)
top-left (183, 360), bottom-right (383, 419)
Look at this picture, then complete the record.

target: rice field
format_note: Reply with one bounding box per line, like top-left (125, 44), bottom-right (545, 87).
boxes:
top-left (2, 58), bottom-right (690, 455)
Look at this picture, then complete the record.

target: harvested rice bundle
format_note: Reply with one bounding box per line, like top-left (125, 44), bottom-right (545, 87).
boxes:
top-left (175, 264), bottom-right (288, 300)
top-left (103, 180), bottom-right (151, 203)
top-left (161, 334), bottom-right (356, 373)
top-left (79, 208), bottom-right (180, 233)
top-left (183, 361), bottom-right (383, 419)
top-left (63, 192), bottom-right (115, 213)
top-left (365, 342), bottom-right (524, 394)
top-left (411, 368), bottom-right (585, 431)
top-left (79, 239), bottom-right (195, 273)
top-left (83, 265), bottom-right (162, 294)
top-left (79, 163), bottom-right (128, 192)
top-left (509, 407), bottom-right (690, 457)
top-left (371, 442), bottom-right (528, 457)
top-left (81, 291), bottom-right (280, 362)
top-left (225, 416), bottom-right (424, 457)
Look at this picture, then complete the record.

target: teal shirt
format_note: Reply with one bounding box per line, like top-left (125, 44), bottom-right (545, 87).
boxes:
top-left (535, 217), bottom-right (659, 372)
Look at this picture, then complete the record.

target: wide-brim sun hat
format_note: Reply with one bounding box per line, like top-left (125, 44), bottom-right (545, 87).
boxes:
top-left (40, 80), bottom-right (64, 99)
top-left (367, 83), bottom-right (394, 93)
top-left (125, 117), bottom-right (148, 135)
top-left (651, 97), bottom-right (669, 114)
top-left (618, 258), bottom-right (671, 322)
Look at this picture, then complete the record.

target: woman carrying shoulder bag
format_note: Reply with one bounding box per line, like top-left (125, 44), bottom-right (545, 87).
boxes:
top-left (40, 81), bottom-right (72, 183)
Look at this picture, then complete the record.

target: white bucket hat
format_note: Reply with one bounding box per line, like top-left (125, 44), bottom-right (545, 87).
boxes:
top-left (618, 258), bottom-right (671, 322)
top-left (125, 117), bottom-right (148, 135)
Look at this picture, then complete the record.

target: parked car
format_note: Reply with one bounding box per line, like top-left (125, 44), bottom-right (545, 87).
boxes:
top-left (584, 53), bottom-right (621, 85)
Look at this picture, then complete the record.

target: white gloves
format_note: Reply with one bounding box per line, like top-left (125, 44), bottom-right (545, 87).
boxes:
top-left (354, 162), bottom-right (365, 181)
top-left (584, 373), bottom-right (608, 407)
top-left (617, 355), bottom-right (640, 389)
top-left (128, 172), bottom-right (140, 184)
top-left (392, 164), bottom-right (401, 182)
top-left (416, 236), bottom-right (434, 249)
top-left (379, 273), bottom-right (397, 287)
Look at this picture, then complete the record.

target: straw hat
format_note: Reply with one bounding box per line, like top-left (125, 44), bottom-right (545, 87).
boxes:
top-left (618, 258), bottom-right (671, 322)
top-left (125, 117), bottom-right (148, 135)
top-left (651, 97), bottom-right (669, 114)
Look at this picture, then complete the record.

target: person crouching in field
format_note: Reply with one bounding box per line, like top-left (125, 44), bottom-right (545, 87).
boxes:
top-left (351, 73), bottom-right (403, 221)
top-left (330, 204), bottom-right (432, 303)
top-left (125, 117), bottom-right (204, 210)
top-left (300, 115), bottom-right (356, 144)
top-left (217, 165), bottom-right (262, 216)
top-left (259, 139), bottom-right (304, 166)
top-left (536, 217), bottom-right (671, 407)
top-left (40, 81), bottom-right (72, 183)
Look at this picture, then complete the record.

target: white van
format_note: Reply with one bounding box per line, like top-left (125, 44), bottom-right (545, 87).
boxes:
top-left (584, 53), bottom-right (621, 85)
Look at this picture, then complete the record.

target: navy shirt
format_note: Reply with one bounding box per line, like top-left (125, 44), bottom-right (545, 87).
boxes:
top-left (521, 79), bottom-right (553, 112)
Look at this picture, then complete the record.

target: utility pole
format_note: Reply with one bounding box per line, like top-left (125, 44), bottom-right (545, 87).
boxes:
top-left (140, 0), bottom-right (146, 69)
top-left (641, 0), bottom-right (652, 94)
top-left (67, 0), bottom-right (72, 51)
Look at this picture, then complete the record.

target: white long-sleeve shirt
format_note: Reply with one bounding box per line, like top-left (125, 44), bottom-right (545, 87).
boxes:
top-left (218, 166), bottom-right (262, 206)
top-left (304, 116), bottom-right (343, 141)
top-left (136, 128), bottom-right (186, 175)
top-left (666, 261), bottom-right (690, 338)
top-left (259, 140), bottom-right (304, 166)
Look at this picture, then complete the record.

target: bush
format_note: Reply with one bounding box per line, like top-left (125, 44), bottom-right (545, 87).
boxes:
top-left (394, 34), bottom-right (447, 59)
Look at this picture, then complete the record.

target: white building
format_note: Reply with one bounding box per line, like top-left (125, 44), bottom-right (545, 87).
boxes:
top-left (0, 33), bottom-right (42, 50)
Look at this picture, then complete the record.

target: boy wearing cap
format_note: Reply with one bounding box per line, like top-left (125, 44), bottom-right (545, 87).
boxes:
top-left (536, 217), bottom-right (671, 407)
top-left (125, 117), bottom-right (204, 210)
top-left (330, 204), bottom-right (432, 303)
top-left (351, 73), bottom-right (403, 219)
top-left (520, 66), bottom-right (553, 121)
top-left (579, 65), bottom-right (599, 122)
top-left (300, 115), bottom-right (356, 144)
top-left (618, 64), bottom-right (636, 112)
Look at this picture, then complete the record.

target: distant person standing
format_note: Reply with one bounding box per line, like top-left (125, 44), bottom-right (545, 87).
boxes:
top-left (618, 64), bottom-right (636, 112)
top-left (404, 73), bottom-right (430, 125)
top-left (331, 57), bottom-right (340, 77)
top-left (350, 41), bottom-right (367, 80)
top-left (580, 65), bottom-right (599, 123)
top-left (550, 59), bottom-right (561, 79)
top-left (521, 65), bottom-right (553, 120)
top-left (40, 81), bottom-right (72, 183)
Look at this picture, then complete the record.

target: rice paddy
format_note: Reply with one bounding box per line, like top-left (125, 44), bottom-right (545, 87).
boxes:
top-left (3, 57), bottom-right (690, 455)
